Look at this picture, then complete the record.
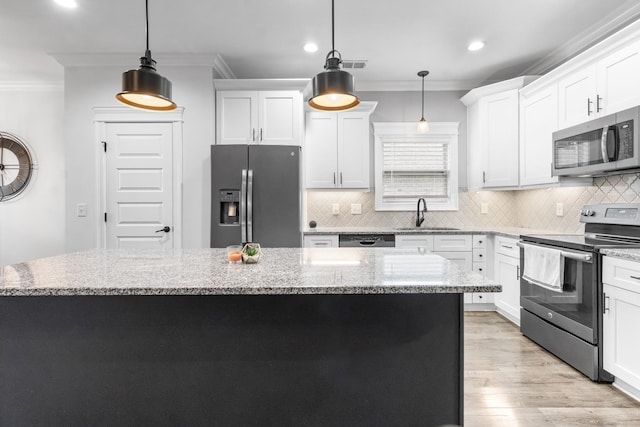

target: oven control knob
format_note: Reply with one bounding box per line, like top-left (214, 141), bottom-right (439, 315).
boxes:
top-left (581, 209), bottom-right (595, 217)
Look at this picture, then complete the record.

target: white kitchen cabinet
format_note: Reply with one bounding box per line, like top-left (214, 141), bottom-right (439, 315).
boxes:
top-left (216, 90), bottom-right (302, 145)
top-left (437, 251), bottom-right (473, 271)
top-left (461, 77), bottom-right (536, 190)
top-left (303, 234), bottom-right (339, 248)
top-left (395, 234), bottom-right (433, 249)
top-left (493, 236), bottom-right (521, 324)
top-left (519, 84), bottom-right (559, 186)
top-left (602, 256), bottom-right (640, 393)
top-left (305, 103), bottom-right (376, 189)
top-left (558, 40), bottom-right (640, 129)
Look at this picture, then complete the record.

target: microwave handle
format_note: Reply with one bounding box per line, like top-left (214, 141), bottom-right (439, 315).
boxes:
top-left (601, 125), bottom-right (618, 162)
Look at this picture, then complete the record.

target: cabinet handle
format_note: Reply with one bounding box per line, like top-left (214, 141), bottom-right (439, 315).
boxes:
top-left (604, 294), bottom-right (610, 314)
top-left (482, 171), bottom-right (486, 184)
top-left (478, 240), bottom-right (483, 244)
top-left (252, 128), bottom-right (256, 142)
top-left (630, 275), bottom-right (640, 280)
top-left (340, 172), bottom-right (343, 185)
top-left (478, 254), bottom-right (484, 258)
top-left (596, 95), bottom-right (603, 113)
top-left (516, 265), bottom-right (520, 280)
top-left (333, 172), bottom-right (336, 185)
top-left (260, 128), bottom-right (263, 141)
top-left (502, 245), bottom-right (513, 249)
top-left (587, 98), bottom-right (593, 116)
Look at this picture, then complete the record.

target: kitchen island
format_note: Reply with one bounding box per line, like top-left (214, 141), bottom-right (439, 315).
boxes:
top-left (1, 247), bottom-right (500, 427)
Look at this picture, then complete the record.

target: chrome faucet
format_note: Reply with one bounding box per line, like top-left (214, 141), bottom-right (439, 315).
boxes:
top-left (416, 198), bottom-right (427, 227)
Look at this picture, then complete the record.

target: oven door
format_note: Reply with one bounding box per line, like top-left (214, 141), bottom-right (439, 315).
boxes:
top-left (520, 242), bottom-right (598, 344)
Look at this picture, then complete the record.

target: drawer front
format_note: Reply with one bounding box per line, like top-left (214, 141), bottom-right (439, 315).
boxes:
top-left (395, 234), bottom-right (434, 249)
top-left (436, 251), bottom-right (473, 271)
top-left (433, 235), bottom-right (472, 252)
top-left (473, 249), bottom-right (487, 263)
top-left (603, 256), bottom-right (640, 293)
top-left (303, 235), bottom-right (339, 248)
top-left (495, 236), bottom-right (520, 258)
top-left (473, 235), bottom-right (487, 249)
top-left (472, 293), bottom-right (495, 304)
top-left (473, 261), bottom-right (487, 276)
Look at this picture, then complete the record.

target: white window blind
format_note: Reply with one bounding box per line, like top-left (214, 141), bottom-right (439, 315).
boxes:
top-left (382, 141), bottom-right (449, 198)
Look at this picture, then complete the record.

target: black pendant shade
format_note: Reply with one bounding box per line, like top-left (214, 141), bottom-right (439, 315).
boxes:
top-left (308, 0), bottom-right (360, 112)
top-left (116, 0), bottom-right (176, 111)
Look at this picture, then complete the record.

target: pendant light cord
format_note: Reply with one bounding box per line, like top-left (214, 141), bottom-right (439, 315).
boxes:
top-left (421, 74), bottom-right (425, 120)
top-left (331, 0), bottom-right (335, 54)
top-left (145, 0), bottom-right (150, 53)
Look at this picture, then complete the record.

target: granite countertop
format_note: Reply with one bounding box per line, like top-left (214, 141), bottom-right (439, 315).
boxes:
top-left (601, 248), bottom-right (640, 262)
top-left (0, 248), bottom-right (500, 297)
top-left (303, 226), bottom-right (564, 239)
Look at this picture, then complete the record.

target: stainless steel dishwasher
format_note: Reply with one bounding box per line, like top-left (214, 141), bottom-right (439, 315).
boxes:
top-left (338, 234), bottom-right (396, 247)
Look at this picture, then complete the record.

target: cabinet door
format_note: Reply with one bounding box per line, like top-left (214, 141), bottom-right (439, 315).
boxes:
top-left (216, 91), bottom-right (258, 144)
top-left (520, 86), bottom-right (559, 186)
top-left (433, 235), bottom-right (472, 252)
top-left (603, 283), bottom-right (640, 390)
top-left (337, 113), bottom-right (369, 189)
top-left (305, 112), bottom-right (338, 188)
top-left (558, 65), bottom-right (597, 129)
top-left (435, 251), bottom-right (473, 271)
top-left (258, 91), bottom-right (301, 146)
top-left (494, 253), bottom-right (521, 324)
top-left (466, 102), bottom-right (485, 190)
top-left (597, 40), bottom-right (640, 115)
top-left (481, 89), bottom-right (519, 187)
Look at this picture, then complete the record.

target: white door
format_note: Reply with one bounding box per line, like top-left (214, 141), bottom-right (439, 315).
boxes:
top-left (337, 112), bottom-right (369, 189)
top-left (494, 254), bottom-right (521, 324)
top-left (482, 89), bottom-right (519, 188)
top-left (216, 91), bottom-right (258, 144)
top-left (258, 91), bottom-right (301, 145)
top-left (597, 40), bottom-right (640, 115)
top-left (305, 112), bottom-right (338, 188)
top-left (558, 65), bottom-right (597, 128)
top-left (105, 122), bottom-right (174, 249)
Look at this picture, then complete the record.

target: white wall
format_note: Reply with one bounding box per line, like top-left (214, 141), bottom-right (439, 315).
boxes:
top-left (64, 65), bottom-right (214, 252)
top-left (0, 87), bottom-right (65, 266)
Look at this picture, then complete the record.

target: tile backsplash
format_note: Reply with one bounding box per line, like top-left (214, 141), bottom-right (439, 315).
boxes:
top-left (305, 173), bottom-right (640, 233)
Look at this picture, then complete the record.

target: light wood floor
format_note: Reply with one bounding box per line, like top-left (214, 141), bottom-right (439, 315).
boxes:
top-left (464, 312), bottom-right (640, 426)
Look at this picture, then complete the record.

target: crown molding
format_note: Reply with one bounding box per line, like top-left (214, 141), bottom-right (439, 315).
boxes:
top-left (212, 55), bottom-right (236, 79)
top-left (523, 5), bottom-right (640, 75)
top-left (459, 76), bottom-right (539, 106)
top-left (213, 78), bottom-right (310, 91)
top-left (354, 79), bottom-right (494, 92)
top-left (51, 53), bottom-right (222, 67)
top-left (0, 81), bottom-right (63, 91)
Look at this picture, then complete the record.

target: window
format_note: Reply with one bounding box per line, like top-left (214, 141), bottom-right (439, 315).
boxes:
top-left (373, 122), bottom-right (459, 211)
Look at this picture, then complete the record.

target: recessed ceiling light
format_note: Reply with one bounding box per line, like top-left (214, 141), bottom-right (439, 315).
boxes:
top-left (304, 43), bottom-right (318, 53)
top-left (54, 0), bottom-right (78, 8)
top-left (468, 41), bottom-right (485, 52)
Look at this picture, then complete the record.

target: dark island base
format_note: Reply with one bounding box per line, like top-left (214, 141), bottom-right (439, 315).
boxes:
top-left (0, 294), bottom-right (463, 427)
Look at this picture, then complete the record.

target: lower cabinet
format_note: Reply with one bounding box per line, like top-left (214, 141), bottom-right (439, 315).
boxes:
top-left (602, 256), bottom-right (640, 392)
top-left (303, 235), bottom-right (339, 248)
top-left (395, 234), bottom-right (433, 249)
top-left (493, 236), bottom-right (521, 324)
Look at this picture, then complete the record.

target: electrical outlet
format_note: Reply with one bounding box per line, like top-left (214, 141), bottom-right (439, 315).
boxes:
top-left (76, 203), bottom-right (87, 217)
top-left (480, 203), bottom-right (488, 215)
top-left (556, 202), bottom-right (564, 217)
top-left (351, 204), bottom-right (362, 215)
top-left (332, 203), bottom-right (340, 215)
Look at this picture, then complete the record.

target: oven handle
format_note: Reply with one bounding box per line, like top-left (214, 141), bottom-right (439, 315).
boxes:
top-left (517, 242), bottom-right (593, 263)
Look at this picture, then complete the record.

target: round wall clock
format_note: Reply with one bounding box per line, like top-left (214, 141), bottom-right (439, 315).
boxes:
top-left (0, 132), bottom-right (34, 202)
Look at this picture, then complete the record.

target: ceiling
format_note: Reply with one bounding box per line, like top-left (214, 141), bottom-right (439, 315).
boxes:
top-left (2, 0), bottom-right (640, 90)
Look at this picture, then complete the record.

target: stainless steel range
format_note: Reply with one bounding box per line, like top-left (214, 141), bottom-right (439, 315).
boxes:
top-left (519, 203), bottom-right (640, 382)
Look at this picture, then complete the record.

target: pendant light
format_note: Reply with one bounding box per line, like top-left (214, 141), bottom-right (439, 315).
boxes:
top-left (417, 70), bottom-right (430, 133)
top-left (116, 0), bottom-right (176, 111)
top-left (308, 0), bottom-right (360, 112)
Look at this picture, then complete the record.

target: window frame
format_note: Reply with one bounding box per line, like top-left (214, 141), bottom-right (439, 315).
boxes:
top-left (373, 122), bottom-right (459, 211)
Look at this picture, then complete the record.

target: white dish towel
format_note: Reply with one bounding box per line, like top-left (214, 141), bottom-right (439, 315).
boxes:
top-left (522, 244), bottom-right (565, 293)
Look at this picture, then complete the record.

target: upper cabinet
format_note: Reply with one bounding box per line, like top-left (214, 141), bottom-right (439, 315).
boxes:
top-left (519, 84), bottom-right (559, 186)
top-left (216, 90), bottom-right (302, 145)
top-left (305, 102), bottom-right (377, 189)
top-left (558, 40), bottom-right (640, 129)
top-left (462, 77), bottom-right (536, 191)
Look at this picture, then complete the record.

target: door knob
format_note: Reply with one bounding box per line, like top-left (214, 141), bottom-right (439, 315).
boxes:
top-left (155, 226), bottom-right (171, 233)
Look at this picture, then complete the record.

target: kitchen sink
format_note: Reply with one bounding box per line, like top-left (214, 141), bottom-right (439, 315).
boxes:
top-left (394, 227), bottom-right (459, 231)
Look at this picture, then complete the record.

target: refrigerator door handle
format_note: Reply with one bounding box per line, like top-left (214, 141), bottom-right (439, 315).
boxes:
top-left (247, 169), bottom-right (254, 243)
top-left (241, 169), bottom-right (248, 243)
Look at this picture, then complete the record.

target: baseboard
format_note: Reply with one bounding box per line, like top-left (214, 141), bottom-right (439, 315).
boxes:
top-left (613, 378), bottom-right (640, 403)
top-left (495, 307), bottom-right (520, 326)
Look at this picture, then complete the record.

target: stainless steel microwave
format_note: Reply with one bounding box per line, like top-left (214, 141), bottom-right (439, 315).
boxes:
top-left (552, 106), bottom-right (640, 177)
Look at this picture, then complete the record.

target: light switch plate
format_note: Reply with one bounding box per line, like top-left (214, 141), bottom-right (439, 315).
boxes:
top-left (76, 203), bottom-right (87, 217)
top-left (556, 202), bottom-right (564, 217)
top-left (351, 204), bottom-right (362, 215)
top-left (332, 203), bottom-right (340, 215)
top-left (480, 203), bottom-right (488, 215)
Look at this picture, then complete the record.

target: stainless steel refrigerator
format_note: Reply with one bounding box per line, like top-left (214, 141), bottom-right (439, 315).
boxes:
top-left (210, 145), bottom-right (301, 248)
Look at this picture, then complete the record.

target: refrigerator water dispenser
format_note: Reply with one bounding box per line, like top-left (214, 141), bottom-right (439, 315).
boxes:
top-left (219, 190), bottom-right (240, 225)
